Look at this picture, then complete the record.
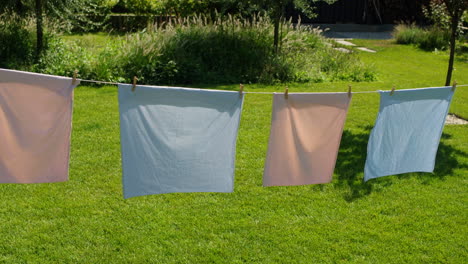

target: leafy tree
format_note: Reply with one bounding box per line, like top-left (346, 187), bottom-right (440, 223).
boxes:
top-left (0, 0), bottom-right (45, 58)
top-left (0, 0), bottom-right (111, 59)
top-left (266, 0), bottom-right (337, 52)
top-left (441, 0), bottom-right (467, 85)
top-left (36, 0), bottom-right (43, 59)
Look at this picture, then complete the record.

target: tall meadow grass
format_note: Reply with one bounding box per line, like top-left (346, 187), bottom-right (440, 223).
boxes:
top-left (117, 14), bottom-right (376, 84)
top-left (394, 24), bottom-right (451, 51)
top-left (3, 13), bottom-right (376, 85)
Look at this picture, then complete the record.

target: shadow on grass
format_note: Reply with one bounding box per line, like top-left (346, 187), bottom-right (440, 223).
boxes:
top-left (334, 126), bottom-right (467, 202)
top-left (421, 132), bottom-right (468, 182)
top-left (334, 127), bottom-right (373, 202)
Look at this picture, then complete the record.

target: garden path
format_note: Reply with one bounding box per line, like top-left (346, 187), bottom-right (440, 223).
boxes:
top-left (332, 39), bottom-right (377, 53)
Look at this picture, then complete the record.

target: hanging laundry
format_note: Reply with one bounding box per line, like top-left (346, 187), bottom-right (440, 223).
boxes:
top-left (364, 87), bottom-right (455, 181)
top-left (263, 93), bottom-right (352, 186)
top-left (0, 68), bottom-right (79, 183)
top-left (118, 84), bottom-right (244, 198)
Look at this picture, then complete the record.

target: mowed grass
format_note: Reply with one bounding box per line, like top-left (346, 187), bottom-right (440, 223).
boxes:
top-left (61, 32), bottom-right (120, 53)
top-left (0, 39), bottom-right (467, 263)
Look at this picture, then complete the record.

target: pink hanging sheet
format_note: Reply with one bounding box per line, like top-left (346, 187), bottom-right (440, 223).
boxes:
top-left (263, 93), bottom-right (351, 186)
top-left (0, 69), bottom-right (78, 183)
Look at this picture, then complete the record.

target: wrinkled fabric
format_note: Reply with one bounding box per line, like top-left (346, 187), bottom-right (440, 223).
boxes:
top-left (263, 93), bottom-right (351, 186)
top-left (118, 84), bottom-right (244, 198)
top-left (364, 87), bottom-right (455, 181)
top-left (0, 68), bottom-right (78, 183)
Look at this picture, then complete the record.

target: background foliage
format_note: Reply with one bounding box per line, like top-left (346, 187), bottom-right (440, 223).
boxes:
top-left (0, 14), bottom-right (37, 69)
top-left (393, 0), bottom-right (467, 51)
top-left (38, 15), bottom-right (376, 84)
top-left (0, 0), bottom-right (111, 33)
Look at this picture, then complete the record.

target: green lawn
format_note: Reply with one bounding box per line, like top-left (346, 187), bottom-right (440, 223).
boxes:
top-left (62, 32), bottom-right (121, 53)
top-left (0, 39), bottom-right (467, 263)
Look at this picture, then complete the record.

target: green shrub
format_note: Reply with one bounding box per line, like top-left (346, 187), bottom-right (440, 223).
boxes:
top-left (116, 14), bottom-right (376, 84)
top-left (29, 13), bottom-right (376, 85)
top-left (394, 23), bottom-right (450, 51)
top-left (418, 27), bottom-right (450, 51)
top-left (394, 24), bottom-right (425, 45)
top-left (0, 14), bottom-right (36, 68)
top-left (34, 36), bottom-right (124, 82)
top-left (118, 14), bottom-right (278, 84)
top-left (281, 25), bottom-right (376, 83)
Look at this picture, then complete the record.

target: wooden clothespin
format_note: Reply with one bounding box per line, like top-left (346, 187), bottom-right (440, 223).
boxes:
top-left (72, 70), bottom-right (78, 85)
top-left (390, 86), bottom-right (396, 96)
top-left (348, 85), bottom-right (352, 98)
top-left (131, 76), bottom-right (138, 92)
top-left (239, 84), bottom-right (244, 98)
top-left (452, 81), bottom-right (457, 91)
top-left (284, 86), bottom-right (289, 99)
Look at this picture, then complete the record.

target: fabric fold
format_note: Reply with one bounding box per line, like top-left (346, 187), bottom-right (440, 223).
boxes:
top-left (364, 87), bottom-right (455, 181)
top-left (0, 68), bottom-right (79, 183)
top-left (263, 92), bottom-right (352, 186)
top-left (118, 84), bottom-right (244, 198)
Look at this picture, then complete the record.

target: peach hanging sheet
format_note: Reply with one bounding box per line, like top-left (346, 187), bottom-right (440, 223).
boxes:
top-left (0, 69), bottom-right (78, 183)
top-left (263, 93), bottom-right (351, 186)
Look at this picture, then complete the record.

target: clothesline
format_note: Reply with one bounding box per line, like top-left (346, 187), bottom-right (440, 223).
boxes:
top-left (0, 68), bottom-right (461, 196)
top-left (76, 77), bottom-right (466, 94)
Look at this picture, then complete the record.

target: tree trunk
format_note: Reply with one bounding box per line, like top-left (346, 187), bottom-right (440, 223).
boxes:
top-left (445, 15), bottom-right (458, 86)
top-left (35, 0), bottom-right (44, 61)
top-left (273, 10), bottom-right (280, 53)
top-left (272, 0), bottom-right (286, 53)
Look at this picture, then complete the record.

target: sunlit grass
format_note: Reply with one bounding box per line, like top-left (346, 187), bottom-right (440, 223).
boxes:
top-left (0, 39), bottom-right (466, 263)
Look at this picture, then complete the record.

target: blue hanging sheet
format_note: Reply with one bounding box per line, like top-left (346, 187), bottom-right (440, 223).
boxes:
top-left (364, 87), bottom-right (455, 181)
top-left (118, 85), bottom-right (244, 198)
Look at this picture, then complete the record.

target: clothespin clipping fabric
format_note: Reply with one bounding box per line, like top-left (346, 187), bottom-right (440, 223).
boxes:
top-left (452, 81), bottom-right (457, 91)
top-left (132, 76), bottom-right (138, 92)
top-left (72, 70), bottom-right (78, 85)
top-left (390, 86), bottom-right (396, 96)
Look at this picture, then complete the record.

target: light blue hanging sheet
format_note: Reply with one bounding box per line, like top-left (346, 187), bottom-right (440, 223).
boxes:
top-left (118, 84), bottom-right (244, 198)
top-left (364, 87), bottom-right (455, 181)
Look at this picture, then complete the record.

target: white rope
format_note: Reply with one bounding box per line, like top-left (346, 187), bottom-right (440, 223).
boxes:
top-left (78, 79), bottom-right (122, 85)
top-left (244, 92), bottom-right (274, 94)
top-left (77, 78), bottom-right (466, 95)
